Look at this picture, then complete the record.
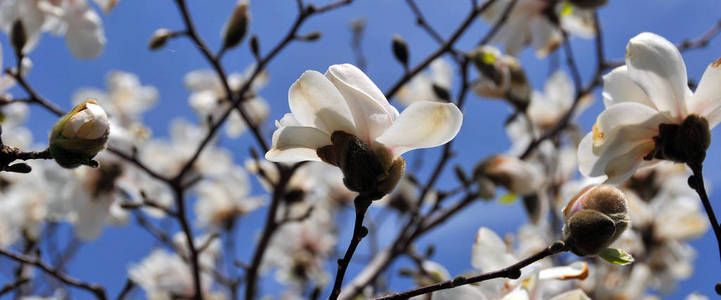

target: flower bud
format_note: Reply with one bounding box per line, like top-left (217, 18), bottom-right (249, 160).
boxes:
top-left (49, 100), bottom-right (110, 168)
top-left (392, 35), bottom-right (410, 68)
top-left (11, 19), bottom-right (26, 55)
top-left (317, 131), bottom-right (405, 199)
top-left (222, 0), bottom-right (250, 50)
top-left (562, 185), bottom-right (630, 256)
top-left (149, 28), bottom-right (173, 50)
top-left (469, 46), bottom-right (530, 110)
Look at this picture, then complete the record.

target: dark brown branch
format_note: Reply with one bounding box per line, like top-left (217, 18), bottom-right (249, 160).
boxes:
top-left (374, 242), bottom-right (567, 300)
top-left (115, 279), bottom-right (135, 300)
top-left (0, 248), bottom-right (108, 300)
top-left (0, 277), bottom-right (29, 296)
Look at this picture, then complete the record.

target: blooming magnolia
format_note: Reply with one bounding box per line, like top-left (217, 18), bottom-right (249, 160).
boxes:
top-left (578, 32), bottom-right (721, 184)
top-left (265, 64), bottom-right (462, 196)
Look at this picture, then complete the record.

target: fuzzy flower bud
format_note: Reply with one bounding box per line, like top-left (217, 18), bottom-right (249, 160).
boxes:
top-left (473, 155), bottom-right (541, 196)
top-left (49, 100), bottom-right (110, 168)
top-left (562, 185), bottom-right (630, 257)
top-left (222, 0), bottom-right (250, 50)
top-left (149, 28), bottom-right (173, 50)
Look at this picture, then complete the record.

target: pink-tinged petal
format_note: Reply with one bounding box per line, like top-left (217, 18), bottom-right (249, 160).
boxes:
top-left (64, 4), bottom-right (106, 58)
top-left (288, 70), bottom-right (356, 135)
top-left (471, 227), bottom-right (517, 272)
top-left (265, 126), bottom-right (330, 163)
top-left (325, 65), bottom-right (396, 144)
top-left (688, 57), bottom-right (721, 128)
top-left (530, 17), bottom-right (562, 58)
top-left (375, 102), bottom-right (462, 158)
top-left (625, 32), bottom-right (691, 120)
top-left (602, 66), bottom-right (655, 109)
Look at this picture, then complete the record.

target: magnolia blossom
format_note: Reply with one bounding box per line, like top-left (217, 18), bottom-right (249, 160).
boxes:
top-left (578, 32), bottom-right (721, 184)
top-left (49, 100), bottom-right (110, 168)
top-left (471, 45), bottom-right (530, 105)
top-left (265, 63), bottom-right (462, 166)
top-left (193, 166), bottom-right (264, 229)
top-left (482, 0), bottom-right (595, 58)
top-left (396, 59), bottom-right (453, 106)
top-left (184, 67), bottom-right (270, 138)
top-left (129, 249), bottom-right (212, 300)
top-left (0, 0), bottom-right (107, 58)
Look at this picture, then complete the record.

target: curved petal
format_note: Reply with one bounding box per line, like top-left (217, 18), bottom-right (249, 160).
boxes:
top-left (326, 64), bottom-right (399, 142)
top-left (64, 5), bottom-right (106, 58)
top-left (471, 227), bottom-right (517, 272)
top-left (376, 102), bottom-right (462, 158)
top-left (602, 66), bottom-right (655, 109)
top-left (265, 126), bottom-right (330, 163)
top-left (625, 32), bottom-right (691, 120)
top-left (603, 141), bottom-right (656, 185)
top-left (688, 57), bottom-right (721, 128)
top-left (288, 70), bottom-right (356, 135)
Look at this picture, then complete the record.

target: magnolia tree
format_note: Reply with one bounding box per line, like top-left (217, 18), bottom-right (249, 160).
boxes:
top-left (0, 0), bottom-right (720, 299)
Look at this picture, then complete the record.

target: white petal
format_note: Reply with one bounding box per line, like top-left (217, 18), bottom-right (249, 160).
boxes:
top-left (688, 58), bottom-right (721, 128)
top-left (376, 102), bottom-right (462, 158)
top-left (428, 285), bottom-right (487, 300)
top-left (545, 71), bottom-right (574, 109)
top-left (591, 102), bottom-right (668, 161)
top-left (500, 288), bottom-right (529, 300)
top-left (538, 262), bottom-right (588, 280)
top-left (64, 4), bottom-right (105, 59)
top-left (548, 289), bottom-right (591, 300)
top-left (625, 32), bottom-right (691, 120)
top-left (471, 227), bottom-right (516, 272)
top-left (265, 126), bottom-right (330, 163)
top-left (530, 17), bottom-right (562, 58)
top-left (288, 70), bottom-right (356, 135)
top-left (326, 64), bottom-right (399, 142)
top-left (602, 66), bottom-right (655, 109)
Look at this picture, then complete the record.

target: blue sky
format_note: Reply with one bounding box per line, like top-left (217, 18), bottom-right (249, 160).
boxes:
top-left (2, 0), bottom-right (721, 299)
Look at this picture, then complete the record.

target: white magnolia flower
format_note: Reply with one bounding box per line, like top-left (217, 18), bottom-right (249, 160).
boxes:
top-left (0, 0), bottom-right (106, 58)
top-left (527, 71), bottom-right (592, 131)
top-left (129, 249), bottom-right (211, 300)
top-left (73, 71), bottom-right (158, 126)
top-left (265, 63), bottom-right (462, 164)
top-left (482, 0), bottom-right (595, 58)
top-left (396, 59), bottom-right (453, 106)
top-left (49, 100), bottom-right (110, 168)
top-left (193, 166), bottom-right (264, 229)
top-left (184, 67), bottom-right (270, 138)
top-left (578, 32), bottom-right (721, 184)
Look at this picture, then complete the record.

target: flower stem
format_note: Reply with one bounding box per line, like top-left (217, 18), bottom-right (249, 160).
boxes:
top-left (374, 241), bottom-right (567, 300)
top-left (328, 195), bottom-right (372, 300)
top-left (688, 163), bottom-right (721, 264)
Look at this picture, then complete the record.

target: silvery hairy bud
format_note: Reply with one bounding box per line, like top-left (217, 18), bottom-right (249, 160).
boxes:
top-left (49, 100), bottom-right (110, 168)
top-left (149, 29), bottom-right (173, 50)
top-left (563, 185), bottom-right (630, 257)
top-left (317, 131), bottom-right (405, 199)
top-left (222, 0), bottom-right (250, 51)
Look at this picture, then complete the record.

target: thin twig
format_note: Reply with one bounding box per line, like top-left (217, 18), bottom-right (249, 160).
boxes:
top-left (0, 248), bottom-right (108, 300)
top-left (688, 163), bottom-right (721, 263)
top-left (329, 195), bottom-right (373, 300)
top-left (374, 242), bottom-right (567, 300)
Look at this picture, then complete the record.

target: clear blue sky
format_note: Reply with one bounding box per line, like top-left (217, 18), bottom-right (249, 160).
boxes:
top-left (2, 0), bottom-right (721, 299)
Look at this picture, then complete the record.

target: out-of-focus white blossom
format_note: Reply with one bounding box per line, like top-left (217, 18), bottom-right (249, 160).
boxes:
top-left (396, 59), bottom-right (453, 106)
top-left (194, 166), bottom-right (264, 229)
top-left (129, 249), bottom-right (211, 300)
top-left (482, 0), bottom-right (596, 58)
top-left (184, 67), bottom-right (270, 138)
top-left (0, 0), bottom-right (107, 58)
